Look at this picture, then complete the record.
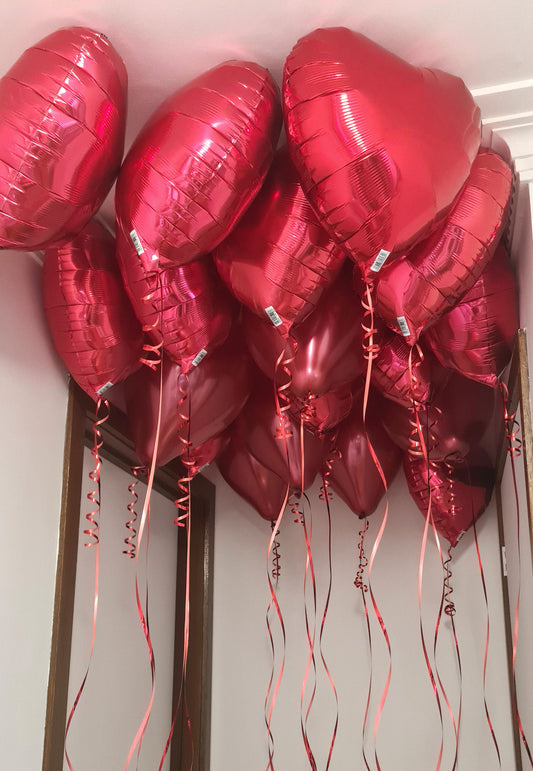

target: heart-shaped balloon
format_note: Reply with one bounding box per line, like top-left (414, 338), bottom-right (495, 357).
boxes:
top-left (371, 331), bottom-right (446, 407)
top-left (375, 151), bottom-right (513, 344)
top-left (125, 328), bottom-right (252, 467)
top-left (380, 371), bottom-right (502, 465)
top-left (217, 417), bottom-right (289, 521)
top-left (283, 27), bottom-right (480, 277)
top-left (425, 243), bottom-right (518, 388)
top-left (327, 392), bottom-right (401, 517)
top-left (243, 262), bottom-right (364, 396)
top-left (185, 432), bottom-right (230, 478)
top-left (289, 382), bottom-right (356, 435)
top-left (214, 146), bottom-right (346, 338)
top-left (115, 237), bottom-right (234, 373)
top-left (115, 60), bottom-right (281, 270)
top-left (42, 220), bottom-right (143, 402)
top-left (403, 453), bottom-right (493, 547)
top-left (244, 375), bottom-right (325, 491)
top-left (0, 27), bottom-right (127, 250)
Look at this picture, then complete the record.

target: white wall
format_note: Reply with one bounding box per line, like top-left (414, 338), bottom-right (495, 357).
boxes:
top-left (0, 252), bottom-right (69, 768)
top-left (206, 466), bottom-right (517, 770)
top-left (64, 449), bottom-right (178, 771)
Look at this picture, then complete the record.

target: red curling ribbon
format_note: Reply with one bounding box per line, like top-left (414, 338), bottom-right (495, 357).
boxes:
top-left (124, 466), bottom-right (147, 559)
top-left (417, 486), bottom-right (445, 771)
top-left (408, 351), bottom-right (463, 765)
top-left (367, 501), bottom-right (391, 771)
top-left (355, 517), bottom-right (373, 771)
top-left (124, 283), bottom-right (165, 770)
top-left (433, 544), bottom-right (463, 771)
top-left (271, 521), bottom-right (281, 580)
top-left (273, 338), bottom-right (297, 444)
top-left (362, 280), bottom-right (380, 415)
top-left (361, 279), bottom-right (393, 770)
top-left (139, 265), bottom-right (165, 371)
top-left (291, 494), bottom-right (318, 770)
top-left (159, 379), bottom-right (195, 770)
top-left (319, 466), bottom-right (340, 770)
top-left (499, 383), bottom-right (533, 767)
top-left (64, 397), bottom-right (109, 771)
top-left (265, 485), bottom-right (290, 771)
top-left (407, 346), bottom-right (446, 771)
top-left (354, 518), bottom-right (369, 594)
top-left (472, 504), bottom-right (502, 767)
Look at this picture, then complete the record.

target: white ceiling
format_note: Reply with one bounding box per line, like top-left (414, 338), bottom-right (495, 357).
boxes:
top-left (1, 0), bottom-right (532, 192)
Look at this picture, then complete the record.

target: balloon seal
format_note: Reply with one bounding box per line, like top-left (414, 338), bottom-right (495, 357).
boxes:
top-left (96, 381), bottom-right (114, 396)
top-left (130, 228), bottom-right (145, 256)
top-left (370, 249), bottom-right (390, 273)
top-left (397, 316), bottom-right (410, 338)
top-left (191, 348), bottom-right (208, 367)
top-left (455, 530), bottom-right (465, 544)
top-left (265, 305), bottom-right (283, 327)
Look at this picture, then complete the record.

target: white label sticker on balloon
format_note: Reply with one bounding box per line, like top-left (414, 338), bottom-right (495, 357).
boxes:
top-left (130, 229), bottom-right (144, 256)
top-left (97, 381), bottom-right (114, 396)
top-left (265, 306), bottom-right (283, 327)
top-left (192, 348), bottom-right (208, 367)
top-left (370, 249), bottom-right (390, 273)
top-left (397, 316), bottom-right (410, 337)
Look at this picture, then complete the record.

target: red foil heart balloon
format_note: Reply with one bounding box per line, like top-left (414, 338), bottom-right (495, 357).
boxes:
top-left (115, 242), bottom-right (234, 373)
top-left (186, 432), bottom-right (229, 478)
top-left (283, 27), bottom-right (480, 277)
top-left (371, 332), bottom-right (445, 407)
top-left (0, 27), bottom-right (127, 250)
top-left (115, 60), bottom-right (281, 270)
top-left (217, 417), bottom-right (289, 521)
top-left (125, 328), bottom-right (252, 467)
top-left (42, 221), bottom-right (143, 402)
top-left (328, 392), bottom-right (401, 518)
top-left (425, 243), bottom-right (518, 388)
top-left (403, 453), bottom-right (493, 547)
top-left (244, 376), bottom-right (325, 491)
top-left (375, 151), bottom-right (513, 344)
top-left (289, 382), bottom-right (356, 435)
top-left (381, 371), bottom-right (501, 465)
top-left (214, 147), bottom-right (346, 338)
top-left (243, 263), bottom-right (364, 397)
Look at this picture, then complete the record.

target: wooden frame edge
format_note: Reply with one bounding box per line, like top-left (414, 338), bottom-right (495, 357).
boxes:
top-left (42, 379), bottom-right (85, 771)
top-left (42, 380), bottom-right (215, 770)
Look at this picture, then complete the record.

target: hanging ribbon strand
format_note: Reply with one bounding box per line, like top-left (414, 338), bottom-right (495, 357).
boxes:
top-left (472, 508), bottom-right (502, 767)
top-left (124, 466), bottom-right (147, 559)
top-left (64, 397), bottom-right (109, 771)
top-left (265, 487), bottom-right (290, 771)
top-left (159, 375), bottom-right (195, 771)
top-left (360, 276), bottom-right (393, 771)
top-left (271, 521), bottom-right (282, 580)
top-left (291, 494), bottom-right (318, 770)
top-left (357, 518), bottom-right (373, 771)
top-left (125, 273), bottom-right (165, 771)
top-left (499, 383), bottom-right (533, 767)
top-left (319, 466), bottom-right (340, 770)
top-left (433, 544), bottom-right (463, 771)
top-left (407, 345), bottom-right (446, 771)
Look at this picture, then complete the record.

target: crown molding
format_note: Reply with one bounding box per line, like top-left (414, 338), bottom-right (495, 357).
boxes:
top-left (472, 78), bottom-right (533, 181)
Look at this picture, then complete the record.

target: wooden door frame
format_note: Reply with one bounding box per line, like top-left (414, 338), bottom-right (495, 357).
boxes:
top-left (42, 379), bottom-right (215, 770)
top-left (493, 328), bottom-right (533, 771)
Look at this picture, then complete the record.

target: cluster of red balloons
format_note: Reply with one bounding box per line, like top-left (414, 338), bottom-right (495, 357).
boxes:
top-left (5, 26), bottom-right (516, 546)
